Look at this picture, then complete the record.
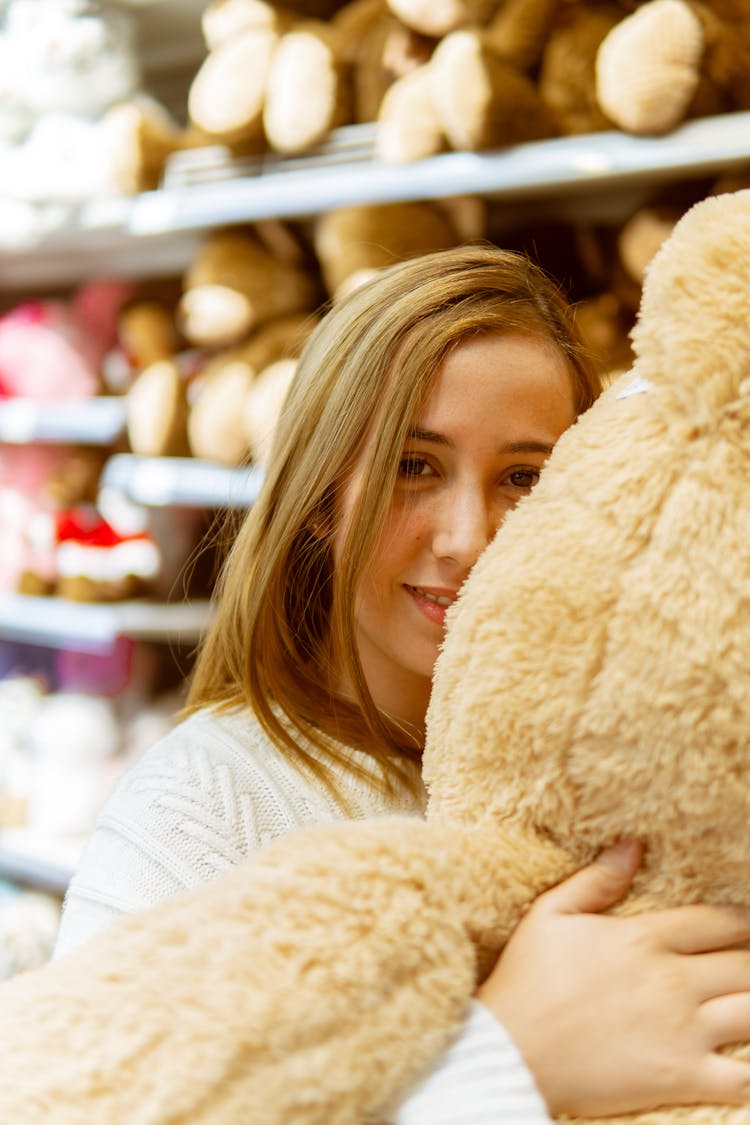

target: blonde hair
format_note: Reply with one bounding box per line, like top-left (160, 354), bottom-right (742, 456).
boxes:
top-left (187, 243), bottom-right (600, 793)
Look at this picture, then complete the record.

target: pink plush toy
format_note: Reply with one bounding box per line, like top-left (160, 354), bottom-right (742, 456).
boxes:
top-left (0, 445), bottom-right (70, 594)
top-left (0, 280), bottom-right (133, 400)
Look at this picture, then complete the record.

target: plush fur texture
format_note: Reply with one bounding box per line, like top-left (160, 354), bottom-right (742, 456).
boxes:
top-left (2, 188), bottom-right (750, 1123)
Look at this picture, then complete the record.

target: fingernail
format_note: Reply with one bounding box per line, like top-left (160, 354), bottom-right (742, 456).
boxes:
top-left (598, 839), bottom-right (640, 871)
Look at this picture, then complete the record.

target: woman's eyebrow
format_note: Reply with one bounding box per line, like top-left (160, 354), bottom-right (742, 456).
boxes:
top-left (504, 440), bottom-right (555, 455)
top-left (407, 425), bottom-right (450, 445)
top-left (407, 427), bottom-right (555, 457)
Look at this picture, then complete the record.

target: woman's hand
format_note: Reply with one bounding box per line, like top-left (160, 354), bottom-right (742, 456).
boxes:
top-left (478, 840), bottom-right (750, 1117)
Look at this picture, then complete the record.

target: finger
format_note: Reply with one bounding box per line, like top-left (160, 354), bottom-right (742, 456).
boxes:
top-left (540, 840), bottom-right (642, 916)
top-left (700, 994), bottom-right (750, 1051)
top-left (688, 951), bottom-right (750, 1002)
top-left (645, 904), bottom-right (750, 954)
top-left (689, 1052), bottom-right (750, 1107)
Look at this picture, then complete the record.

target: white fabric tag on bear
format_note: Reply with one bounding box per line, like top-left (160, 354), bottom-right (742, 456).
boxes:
top-left (616, 374), bottom-right (654, 399)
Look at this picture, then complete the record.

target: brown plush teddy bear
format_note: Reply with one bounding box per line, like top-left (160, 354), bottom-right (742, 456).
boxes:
top-left (125, 310), bottom-right (320, 465)
top-left (187, 310), bottom-right (318, 464)
top-left (187, 0), bottom-right (356, 156)
top-left (0, 186), bottom-right (749, 1124)
top-left (125, 221), bottom-right (320, 463)
top-left (375, 0), bottom-right (623, 162)
top-left (177, 227), bottom-right (318, 351)
top-left (313, 196), bottom-right (486, 298)
top-left (595, 0), bottom-right (750, 134)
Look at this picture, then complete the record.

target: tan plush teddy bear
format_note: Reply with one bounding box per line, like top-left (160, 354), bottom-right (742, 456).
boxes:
top-left (374, 0), bottom-right (548, 162)
top-left (2, 187), bottom-right (750, 1124)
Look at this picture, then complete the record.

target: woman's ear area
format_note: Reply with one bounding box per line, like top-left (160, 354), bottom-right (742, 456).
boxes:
top-left (307, 516), bottom-right (330, 540)
top-left (306, 494), bottom-right (336, 541)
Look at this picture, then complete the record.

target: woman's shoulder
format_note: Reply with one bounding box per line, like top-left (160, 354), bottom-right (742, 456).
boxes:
top-left (112, 704), bottom-right (277, 793)
top-left (86, 704), bottom-right (317, 870)
top-left (103, 703), bottom-right (425, 837)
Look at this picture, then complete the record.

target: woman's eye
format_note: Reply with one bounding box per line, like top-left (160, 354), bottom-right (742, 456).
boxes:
top-left (398, 456), bottom-right (431, 478)
top-left (505, 469), bottom-right (540, 490)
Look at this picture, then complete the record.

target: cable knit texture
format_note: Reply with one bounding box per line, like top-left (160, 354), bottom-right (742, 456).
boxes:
top-left (56, 706), bottom-right (427, 954)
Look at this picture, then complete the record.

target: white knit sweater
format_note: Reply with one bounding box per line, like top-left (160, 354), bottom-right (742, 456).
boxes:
top-left (56, 706), bottom-right (551, 1124)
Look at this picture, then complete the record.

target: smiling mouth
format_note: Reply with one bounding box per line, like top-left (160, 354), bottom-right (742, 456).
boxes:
top-left (405, 585), bottom-right (456, 607)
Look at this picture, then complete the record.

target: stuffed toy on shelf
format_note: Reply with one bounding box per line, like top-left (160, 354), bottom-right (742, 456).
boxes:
top-left (187, 0), bottom-right (353, 156)
top-left (374, 0), bottom-right (622, 162)
top-left (125, 222), bottom-right (321, 465)
top-left (0, 185), bottom-right (749, 1125)
top-left (595, 0), bottom-right (750, 135)
top-left (313, 196), bottom-right (486, 298)
top-left (0, 280), bottom-right (134, 401)
top-left (374, 0), bottom-right (750, 162)
top-left (0, 0), bottom-right (186, 227)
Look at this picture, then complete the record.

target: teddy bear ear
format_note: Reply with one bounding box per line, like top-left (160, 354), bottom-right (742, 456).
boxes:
top-left (630, 189), bottom-right (750, 409)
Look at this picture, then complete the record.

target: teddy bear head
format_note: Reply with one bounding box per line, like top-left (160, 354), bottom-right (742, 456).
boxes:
top-left (424, 186), bottom-right (750, 908)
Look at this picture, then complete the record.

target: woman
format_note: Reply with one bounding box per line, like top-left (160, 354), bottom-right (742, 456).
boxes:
top-left (56, 244), bottom-right (750, 1121)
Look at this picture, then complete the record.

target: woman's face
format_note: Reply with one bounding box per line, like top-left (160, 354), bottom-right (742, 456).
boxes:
top-left (336, 332), bottom-right (578, 739)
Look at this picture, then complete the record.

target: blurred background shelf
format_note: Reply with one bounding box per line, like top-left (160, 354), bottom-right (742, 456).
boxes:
top-left (0, 594), bottom-right (214, 651)
top-left (0, 835), bottom-right (77, 895)
top-left (3, 112), bottom-right (750, 288)
top-left (0, 397), bottom-right (126, 445)
top-left (100, 454), bottom-right (264, 509)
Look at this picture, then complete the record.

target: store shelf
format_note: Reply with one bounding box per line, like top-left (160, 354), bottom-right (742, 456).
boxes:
top-left (0, 834), bottom-right (77, 895)
top-left (100, 454), bottom-right (264, 508)
top-left (143, 113), bottom-right (750, 229)
top-left (0, 397), bottom-right (126, 445)
top-left (3, 112), bottom-right (750, 288)
top-left (0, 594), bottom-right (214, 652)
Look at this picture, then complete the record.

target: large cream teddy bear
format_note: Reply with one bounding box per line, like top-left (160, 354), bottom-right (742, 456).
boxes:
top-left (1, 186), bottom-right (750, 1124)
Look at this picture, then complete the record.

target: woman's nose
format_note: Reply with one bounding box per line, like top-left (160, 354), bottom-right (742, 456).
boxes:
top-left (432, 487), bottom-right (498, 571)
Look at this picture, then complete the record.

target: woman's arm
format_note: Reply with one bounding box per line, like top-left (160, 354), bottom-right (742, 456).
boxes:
top-left (393, 1001), bottom-right (552, 1124)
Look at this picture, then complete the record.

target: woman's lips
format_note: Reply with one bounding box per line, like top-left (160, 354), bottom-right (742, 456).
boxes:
top-left (404, 584), bottom-right (457, 627)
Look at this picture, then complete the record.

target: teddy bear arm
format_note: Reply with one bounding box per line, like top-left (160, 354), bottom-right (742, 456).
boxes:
top-left (0, 818), bottom-right (486, 1125)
